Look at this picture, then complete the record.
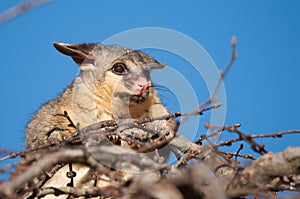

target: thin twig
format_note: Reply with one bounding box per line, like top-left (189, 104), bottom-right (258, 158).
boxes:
top-left (37, 185), bottom-right (119, 198)
top-left (198, 36), bottom-right (237, 109)
top-left (0, 0), bottom-right (53, 24)
top-left (179, 36), bottom-right (237, 125)
top-left (195, 123), bottom-right (240, 144)
top-left (235, 144), bottom-right (243, 161)
top-left (216, 129), bottom-right (300, 147)
top-left (234, 128), bottom-right (268, 155)
top-left (224, 151), bottom-right (255, 160)
top-left (54, 111), bottom-right (77, 129)
top-left (217, 148), bottom-right (255, 160)
top-left (204, 123), bottom-right (268, 155)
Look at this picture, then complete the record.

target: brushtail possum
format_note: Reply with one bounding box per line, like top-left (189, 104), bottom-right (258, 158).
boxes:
top-left (24, 42), bottom-right (178, 198)
top-left (26, 42), bottom-right (176, 148)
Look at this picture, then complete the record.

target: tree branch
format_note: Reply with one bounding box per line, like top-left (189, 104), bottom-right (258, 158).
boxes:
top-left (0, 0), bottom-right (53, 24)
top-left (227, 147), bottom-right (300, 196)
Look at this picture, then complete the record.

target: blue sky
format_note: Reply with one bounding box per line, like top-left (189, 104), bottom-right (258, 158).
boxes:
top-left (0, 0), bottom-right (299, 163)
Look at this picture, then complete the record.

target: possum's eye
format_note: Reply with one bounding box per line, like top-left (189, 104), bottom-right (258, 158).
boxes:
top-left (112, 63), bottom-right (127, 75)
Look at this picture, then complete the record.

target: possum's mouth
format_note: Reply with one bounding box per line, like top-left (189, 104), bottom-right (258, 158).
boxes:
top-left (130, 89), bottom-right (149, 104)
top-left (130, 94), bottom-right (147, 103)
top-left (115, 90), bottom-right (148, 103)
top-left (130, 90), bottom-right (149, 103)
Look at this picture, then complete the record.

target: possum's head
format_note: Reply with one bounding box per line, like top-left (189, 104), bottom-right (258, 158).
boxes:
top-left (53, 42), bottom-right (165, 104)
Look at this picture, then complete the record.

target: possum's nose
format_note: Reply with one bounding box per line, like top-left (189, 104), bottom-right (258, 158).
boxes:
top-left (133, 77), bottom-right (149, 96)
top-left (138, 83), bottom-right (149, 94)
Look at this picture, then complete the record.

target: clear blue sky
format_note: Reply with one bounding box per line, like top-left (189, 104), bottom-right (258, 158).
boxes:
top-left (0, 1), bottom-right (299, 160)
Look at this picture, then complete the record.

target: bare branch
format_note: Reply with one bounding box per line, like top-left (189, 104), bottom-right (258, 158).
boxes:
top-left (0, 0), bottom-right (53, 24)
top-left (0, 144), bottom-right (167, 197)
top-left (227, 147), bottom-right (300, 196)
top-left (198, 36), bottom-right (237, 109)
top-left (179, 36), bottom-right (237, 125)
top-left (37, 185), bottom-right (119, 198)
top-left (216, 129), bottom-right (300, 147)
top-left (217, 149), bottom-right (256, 160)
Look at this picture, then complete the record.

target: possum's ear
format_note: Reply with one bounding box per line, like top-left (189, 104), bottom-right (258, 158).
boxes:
top-left (53, 42), bottom-right (97, 66)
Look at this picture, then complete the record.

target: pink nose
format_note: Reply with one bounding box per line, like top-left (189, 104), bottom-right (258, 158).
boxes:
top-left (138, 83), bottom-right (149, 94)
